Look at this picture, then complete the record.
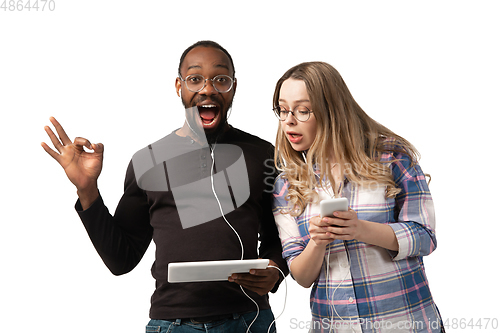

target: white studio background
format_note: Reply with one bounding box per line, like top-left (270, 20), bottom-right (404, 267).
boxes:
top-left (1, 1), bottom-right (499, 332)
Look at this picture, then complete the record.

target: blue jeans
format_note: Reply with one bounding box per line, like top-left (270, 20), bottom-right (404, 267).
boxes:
top-left (146, 309), bottom-right (276, 333)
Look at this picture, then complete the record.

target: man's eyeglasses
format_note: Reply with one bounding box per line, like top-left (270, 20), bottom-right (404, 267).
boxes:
top-left (273, 105), bottom-right (314, 122)
top-left (179, 74), bottom-right (234, 93)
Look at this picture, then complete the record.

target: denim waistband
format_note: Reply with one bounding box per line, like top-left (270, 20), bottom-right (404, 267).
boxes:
top-left (176, 312), bottom-right (238, 324)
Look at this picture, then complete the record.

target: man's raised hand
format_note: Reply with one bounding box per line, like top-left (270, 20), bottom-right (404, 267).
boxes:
top-left (41, 117), bottom-right (103, 209)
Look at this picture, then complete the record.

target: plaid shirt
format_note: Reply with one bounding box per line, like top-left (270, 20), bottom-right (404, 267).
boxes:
top-left (273, 152), bottom-right (443, 333)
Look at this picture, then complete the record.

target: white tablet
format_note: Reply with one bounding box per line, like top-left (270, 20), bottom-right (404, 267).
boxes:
top-left (168, 259), bottom-right (270, 283)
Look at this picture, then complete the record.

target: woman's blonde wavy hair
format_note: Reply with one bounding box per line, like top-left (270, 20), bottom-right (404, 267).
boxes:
top-left (273, 62), bottom-right (420, 217)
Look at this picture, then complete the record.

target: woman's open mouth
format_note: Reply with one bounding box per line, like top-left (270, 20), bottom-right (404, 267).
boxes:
top-left (287, 132), bottom-right (303, 143)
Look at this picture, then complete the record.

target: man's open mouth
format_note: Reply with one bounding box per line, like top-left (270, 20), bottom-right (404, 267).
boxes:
top-left (198, 104), bottom-right (220, 126)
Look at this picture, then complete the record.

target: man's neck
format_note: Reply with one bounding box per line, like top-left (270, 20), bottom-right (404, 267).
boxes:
top-left (175, 122), bottom-right (230, 145)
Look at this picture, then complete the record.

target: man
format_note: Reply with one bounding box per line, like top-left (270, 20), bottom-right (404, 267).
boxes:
top-left (41, 40), bottom-right (288, 332)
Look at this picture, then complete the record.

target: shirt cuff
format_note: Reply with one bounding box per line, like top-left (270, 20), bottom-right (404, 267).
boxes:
top-left (388, 222), bottom-right (414, 261)
top-left (74, 193), bottom-right (103, 213)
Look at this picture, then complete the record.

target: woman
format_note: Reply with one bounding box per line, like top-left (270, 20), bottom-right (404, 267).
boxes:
top-left (272, 62), bottom-right (443, 332)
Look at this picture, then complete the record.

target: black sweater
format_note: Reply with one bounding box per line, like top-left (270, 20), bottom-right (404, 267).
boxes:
top-left (75, 127), bottom-right (288, 320)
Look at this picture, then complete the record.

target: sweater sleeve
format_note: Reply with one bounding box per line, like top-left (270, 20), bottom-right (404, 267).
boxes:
top-left (257, 152), bottom-right (289, 292)
top-left (258, 188), bottom-right (290, 292)
top-left (75, 160), bottom-right (153, 275)
top-left (387, 153), bottom-right (437, 261)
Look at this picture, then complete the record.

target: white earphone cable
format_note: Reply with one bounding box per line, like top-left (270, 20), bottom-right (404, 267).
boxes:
top-left (209, 143), bottom-right (286, 333)
top-left (209, 143), bottom-right (244, 260)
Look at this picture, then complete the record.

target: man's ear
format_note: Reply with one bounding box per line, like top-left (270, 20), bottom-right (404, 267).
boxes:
top-left (175, 77), bottom-right (182, 97)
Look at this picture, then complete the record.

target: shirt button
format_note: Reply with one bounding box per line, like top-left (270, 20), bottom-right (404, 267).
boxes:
top-left (202, 163), bottom-right (207, 168)
top-left (201, 155), bottom-right (206, 159)
top-left (349, 297), bottom-right (354, 303)
top-left (190, 139), bottom-right (194, 144)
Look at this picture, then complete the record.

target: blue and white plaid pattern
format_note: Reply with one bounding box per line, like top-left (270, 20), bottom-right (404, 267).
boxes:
top-left (273, 152), bottom-right (443, 332)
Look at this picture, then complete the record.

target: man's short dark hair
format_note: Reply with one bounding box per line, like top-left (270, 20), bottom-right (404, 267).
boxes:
top-left (178, 40), bottom-right (235, 78)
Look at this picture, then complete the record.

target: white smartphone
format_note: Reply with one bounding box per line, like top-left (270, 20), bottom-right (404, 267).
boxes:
top-left (320, 197), bottom-right (349, 218)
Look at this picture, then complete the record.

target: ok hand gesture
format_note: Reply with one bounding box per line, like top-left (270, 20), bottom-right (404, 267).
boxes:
top-left (41, 117), bottom-right (103, 208)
